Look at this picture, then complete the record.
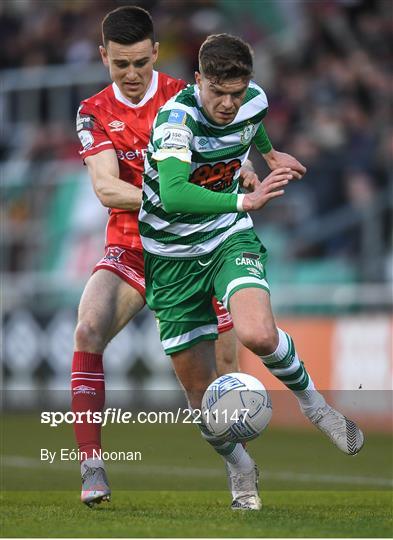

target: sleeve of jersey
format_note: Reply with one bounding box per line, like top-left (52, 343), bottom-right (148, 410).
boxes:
top-left (157, 158), bottom-right (238, 214)
top-left (76, 103), bottom-right (113, 159)
top-left (253, 123), bottom-right (273, 154)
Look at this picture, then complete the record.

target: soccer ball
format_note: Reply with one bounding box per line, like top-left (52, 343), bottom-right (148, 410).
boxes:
top-left (201, 372), bottom-right (272, 442)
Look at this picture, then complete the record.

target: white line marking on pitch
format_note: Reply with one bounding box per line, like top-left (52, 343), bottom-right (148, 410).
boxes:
top-left (2, 455), bottom-right (392, 487)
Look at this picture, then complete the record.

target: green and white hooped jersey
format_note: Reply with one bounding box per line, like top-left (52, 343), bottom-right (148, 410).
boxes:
top-left (139, 81), bottom-right (269, 258)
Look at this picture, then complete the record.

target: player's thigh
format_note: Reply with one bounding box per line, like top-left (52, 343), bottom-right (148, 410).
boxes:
top-left (144, 252), bottom-right (217, 355)
top-left (212, 229), bottom-right (276, 351)
top-left (171, 341), bottom-right (217, 408)
top-left (78, 269), bottom-right (144, 341)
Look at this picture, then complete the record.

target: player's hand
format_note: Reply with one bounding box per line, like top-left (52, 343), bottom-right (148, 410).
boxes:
top-left (242, 168), bottom-right (294, 211)
top-left (239, 169), bottom-right (261, 192)
top-left (265, 150), bottom-right (307, 178)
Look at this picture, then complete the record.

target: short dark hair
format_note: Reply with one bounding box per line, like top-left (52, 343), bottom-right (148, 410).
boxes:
top-left (102, 6), bottom-right (154, 47)
top-left (199, 34), bottom-right (253, 82)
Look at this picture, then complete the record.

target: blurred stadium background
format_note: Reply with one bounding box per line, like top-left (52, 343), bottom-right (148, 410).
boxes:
top-left (1, 0), bottom-right (392, 430)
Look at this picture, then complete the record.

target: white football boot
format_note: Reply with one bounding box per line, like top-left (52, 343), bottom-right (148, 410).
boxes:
top-left (309, 404), bottom-right (364, 455)
top-left (226, 462), bottom-right (262, 510)
top-left (81, 463), bottom-right (111, 507)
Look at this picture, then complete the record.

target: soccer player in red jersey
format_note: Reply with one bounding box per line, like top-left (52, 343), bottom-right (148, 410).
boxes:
top-left (72, 6), bottom-right (240, 507)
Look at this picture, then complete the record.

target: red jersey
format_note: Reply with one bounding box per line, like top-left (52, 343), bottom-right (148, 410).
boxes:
top-left (77, 71), bottom-right (186, 251)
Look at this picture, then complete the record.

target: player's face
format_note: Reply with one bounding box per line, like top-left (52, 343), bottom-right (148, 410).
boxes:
top-left (195, 72), bottom-right (249, 125)
top-left (100, 39), bottom-right (159, 104)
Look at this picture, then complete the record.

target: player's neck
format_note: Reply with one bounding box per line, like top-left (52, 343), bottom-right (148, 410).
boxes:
top-left (113, 71), bottom-right (158, 108)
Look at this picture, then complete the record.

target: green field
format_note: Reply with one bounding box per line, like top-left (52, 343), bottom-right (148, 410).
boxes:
top-left (2, 490), bottom-right (392, 538)
top-left (1, 414), bottom-right (392, 537)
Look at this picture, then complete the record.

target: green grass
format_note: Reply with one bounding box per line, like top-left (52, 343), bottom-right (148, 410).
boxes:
top-left (2, 490), bottom-right (392, 537)
top-left (1, 414), bottom-right (392, 537)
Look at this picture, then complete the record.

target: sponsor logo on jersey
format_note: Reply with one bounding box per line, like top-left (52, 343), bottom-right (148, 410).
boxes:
top-left (78, 129), bottom-right (94, 150)
top-left (235, 253), bottom-right (263, 272)
top-left (240, 123), bottom-right (255, 145)
top-left (168, 109), bottom-right (187, 125)
top-left (116, 148), bottom-right (146, 161)
top-left (108, 120), bottom-right (125, 132)
top-left (76, 115), bottom-right (95, 131)
top-left (76, 106), bottom-right (95, 131)
top-left (162, 126), bottom-right (190, 149)
top-left (104, 247), bottom-right (125, 261)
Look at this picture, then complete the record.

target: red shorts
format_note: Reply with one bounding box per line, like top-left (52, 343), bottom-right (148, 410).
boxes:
top-left (93, 246), bottom-right (146, 298)
top-left (94, 246), bottom-right (233, 334)
top-left (212, 297), bottom-right (234, 333)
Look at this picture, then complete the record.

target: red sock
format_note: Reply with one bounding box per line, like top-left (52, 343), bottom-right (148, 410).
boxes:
top-left (71, 351), bottom-right (105, 460)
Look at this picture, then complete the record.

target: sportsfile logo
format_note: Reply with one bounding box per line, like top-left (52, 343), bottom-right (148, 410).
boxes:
top-left (40, 407), bottom-right (251, 427)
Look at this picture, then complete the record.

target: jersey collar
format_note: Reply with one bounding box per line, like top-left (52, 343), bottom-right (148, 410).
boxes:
top-left (112, 70), bottom-right (158, 108)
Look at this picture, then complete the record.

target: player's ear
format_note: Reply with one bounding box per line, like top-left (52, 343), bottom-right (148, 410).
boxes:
top-left (195, 71), bottom-right (202, 89)
top-left (152, 42), bottom-right (159, 63)
top-left (99, 45), bottom-right (109, 67)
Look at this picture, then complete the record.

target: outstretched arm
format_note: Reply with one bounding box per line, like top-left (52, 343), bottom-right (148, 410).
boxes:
top-left (253, 124), bottom-right (307, 177)
top-left (158, 157), bottom-right (295, 214)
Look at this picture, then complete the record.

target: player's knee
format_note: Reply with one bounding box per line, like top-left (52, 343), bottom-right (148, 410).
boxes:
top-left (74, 320), bottom-right (106, 353)
top-left (237, 325), bottom-right (278, 356)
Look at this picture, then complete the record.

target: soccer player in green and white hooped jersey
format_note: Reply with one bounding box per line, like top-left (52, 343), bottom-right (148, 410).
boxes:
top-left (139, 34), bottom-right (364, 510)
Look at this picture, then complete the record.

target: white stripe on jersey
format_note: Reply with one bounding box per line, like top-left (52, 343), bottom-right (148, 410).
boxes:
top-left (141, 215), bottom-right (253, 258)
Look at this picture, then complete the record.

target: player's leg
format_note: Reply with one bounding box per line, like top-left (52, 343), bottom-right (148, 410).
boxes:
top-left (144, 251), bottom-right (261, 509)
top-left (229, 287), bottom-right (364, 455)
top-left (171, 342), bottom-right (260, 510)
top-left (215, 328), bottom-right (237, 374)
top-left (72, 266), bottom-right (144, 506)
top-left (213, 298), bottom-right (238, 375)
top-left (213, 230), bottom-right (364, 455)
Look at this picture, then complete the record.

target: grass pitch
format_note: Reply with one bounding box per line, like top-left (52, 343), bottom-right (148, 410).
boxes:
top-left (1, 413), bottom-right (392, 537)
top-left (2, 490), bottom-right (392, 537)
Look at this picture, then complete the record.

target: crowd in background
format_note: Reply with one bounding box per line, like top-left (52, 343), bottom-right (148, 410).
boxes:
top-left (1, 0), bottom-right (392, 282)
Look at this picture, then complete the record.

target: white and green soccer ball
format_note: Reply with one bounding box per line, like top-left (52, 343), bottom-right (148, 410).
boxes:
top-left (201, 372), bottom-right (272, 442)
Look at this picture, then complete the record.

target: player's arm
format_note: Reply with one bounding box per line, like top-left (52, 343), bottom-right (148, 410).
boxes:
top-left (157, 157), bottom-right (294, 214)
top-left (154, 110), bottom-right (294, 214)
top-left (158, 157), bottom-right (239, 214)
top-left (85, 149), bottom-right (142, 211)
top-left (153, 116), bottom-right (240, 214)
top-left (254, 124), bottom-right (307, 177)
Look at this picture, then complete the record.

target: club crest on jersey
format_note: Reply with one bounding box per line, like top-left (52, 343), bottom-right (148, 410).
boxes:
top-left (168, 109), bottom-right (187, 125)
top-left (240, 123), bottom-right (254, 145)
top-left (108, 120), bottom-right (125, 132)
top-left (104, 247), bottom-right (125, 261)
